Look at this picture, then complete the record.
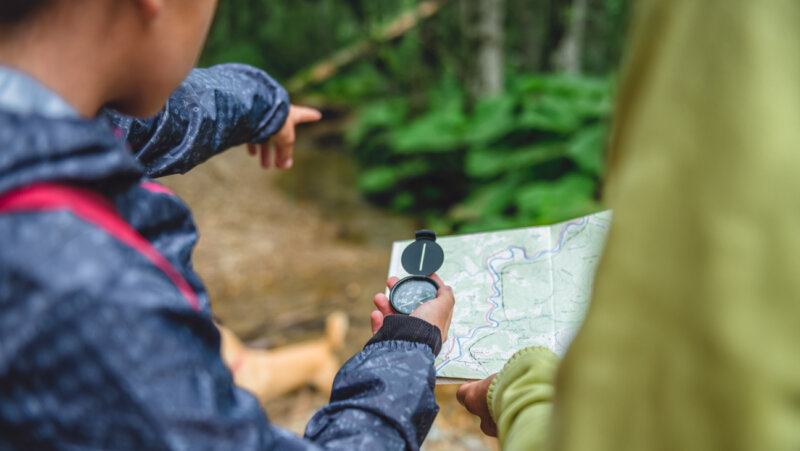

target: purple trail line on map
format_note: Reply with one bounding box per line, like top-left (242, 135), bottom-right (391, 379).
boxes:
top-left (436, 216), bottom-right (589, 374)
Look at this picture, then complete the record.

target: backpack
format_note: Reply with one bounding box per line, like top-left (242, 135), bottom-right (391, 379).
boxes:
top-left (0, 183), bottom-right (199, 310)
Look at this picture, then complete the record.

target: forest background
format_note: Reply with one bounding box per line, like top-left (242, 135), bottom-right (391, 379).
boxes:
top-left (201, 0), bottom-right (630, 233)
top-left (187, 2), bottom-right (631, 448)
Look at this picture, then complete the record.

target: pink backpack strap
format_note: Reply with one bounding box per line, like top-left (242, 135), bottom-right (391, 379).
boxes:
top-left (0, 183), bottom-right (200, 311)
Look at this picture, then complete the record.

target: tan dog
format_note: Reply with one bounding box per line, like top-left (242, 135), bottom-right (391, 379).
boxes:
top-left (217, 312), bottom-right (348, 404)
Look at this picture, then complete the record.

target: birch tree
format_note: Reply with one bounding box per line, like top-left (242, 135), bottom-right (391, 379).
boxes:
top-left (463, 0), bottom-right (506, 101)
top-left (552, 0), bottom-right (589, 74)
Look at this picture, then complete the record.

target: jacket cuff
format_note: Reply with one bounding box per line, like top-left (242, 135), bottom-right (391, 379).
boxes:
top-left (487, 346), bottom-right (559, 422)
top-left (365, 315), bottom-right (442, 356)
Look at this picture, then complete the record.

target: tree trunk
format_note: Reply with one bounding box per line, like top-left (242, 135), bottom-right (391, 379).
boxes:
top-left (464, 0), bottom-right (506, 102)
top-left (516, 0), bottom-right (550, 72)
top-left (552, 0), bottom-right (589, 74)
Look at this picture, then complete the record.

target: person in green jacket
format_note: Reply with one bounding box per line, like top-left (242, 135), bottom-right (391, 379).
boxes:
top-left (457, 1), bottom-right (800, 449)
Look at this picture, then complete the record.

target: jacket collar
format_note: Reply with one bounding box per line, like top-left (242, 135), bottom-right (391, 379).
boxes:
top-left (0, 67), bottom-right (143, 195)
top-left (0, 66), bottom-right (78, 118)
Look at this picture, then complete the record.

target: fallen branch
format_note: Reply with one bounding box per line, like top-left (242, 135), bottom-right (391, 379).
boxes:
top-left (285, 0), bottom-right (452, 94)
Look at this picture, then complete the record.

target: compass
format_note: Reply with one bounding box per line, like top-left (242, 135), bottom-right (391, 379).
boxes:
top-left (389, 230), bottom-right (445, 315)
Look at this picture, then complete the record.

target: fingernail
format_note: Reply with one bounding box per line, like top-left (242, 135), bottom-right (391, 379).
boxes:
top-left (285, 158), bottom-right (293, 168)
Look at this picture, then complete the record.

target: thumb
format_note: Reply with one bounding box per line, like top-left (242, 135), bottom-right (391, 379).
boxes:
top-left (456, 382), bottom-right (472, 406)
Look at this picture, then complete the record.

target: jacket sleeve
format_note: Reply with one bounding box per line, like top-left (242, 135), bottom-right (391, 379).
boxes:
top-left (304, 340), bottom-right (438, 449)
top-left (487, 346), bottom-right (560, 451)
top-left (104, 63), bottom-right (290, 178)
top-left (0, 213), bottom-right (437, 451)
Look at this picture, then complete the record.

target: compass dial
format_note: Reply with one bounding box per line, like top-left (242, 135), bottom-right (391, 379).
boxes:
top-left (390, 277), bottom-right (439, 315)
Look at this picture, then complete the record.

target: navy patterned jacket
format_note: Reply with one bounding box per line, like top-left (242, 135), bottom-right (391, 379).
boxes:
top-left (0, 64), bottom-right (438, 450)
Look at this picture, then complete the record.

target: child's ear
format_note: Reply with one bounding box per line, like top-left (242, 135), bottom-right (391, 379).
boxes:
top-left (135, 0), bottom-right (165, 21)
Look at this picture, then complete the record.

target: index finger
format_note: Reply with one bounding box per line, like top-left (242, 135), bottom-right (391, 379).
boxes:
top-left (292, 105), bottom-right (323, 124)
top-left (430, 273), bottom-right (452, 293)
top-left (386, 276), bottom-right (400, 290)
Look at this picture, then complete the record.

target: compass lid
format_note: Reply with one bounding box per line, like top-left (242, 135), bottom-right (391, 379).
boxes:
top-left (401, 230), bottom-right (444, 276)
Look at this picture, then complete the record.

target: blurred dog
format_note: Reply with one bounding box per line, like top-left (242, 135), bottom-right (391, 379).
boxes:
top-left (217, 312), bottom-right (348, 404)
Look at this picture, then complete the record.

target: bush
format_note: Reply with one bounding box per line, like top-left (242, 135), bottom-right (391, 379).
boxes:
top-left (348, 73), bottom-right (613, 233)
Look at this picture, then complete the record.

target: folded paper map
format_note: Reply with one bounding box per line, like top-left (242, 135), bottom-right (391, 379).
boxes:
top-left (388, 211), bottom-right (612, 382)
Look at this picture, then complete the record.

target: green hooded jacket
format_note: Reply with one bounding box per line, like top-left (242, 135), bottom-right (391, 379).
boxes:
top-left (488, 1), bottom-right (800, 449)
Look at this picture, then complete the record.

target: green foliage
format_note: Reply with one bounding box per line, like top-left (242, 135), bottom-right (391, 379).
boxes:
top-left (199, 0), bottom-right (628, 233)
top-left (349, 73), bottom-right (613, 233)
top-left (201, 0), bottom-right (434, 81)
top-left (313, 63), bottom-right (390, 103)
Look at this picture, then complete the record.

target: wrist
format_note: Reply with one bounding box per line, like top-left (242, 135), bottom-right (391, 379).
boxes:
top-left (487, 346), bottom-right (558, 421)
top-left (366, 315), bottom-right (442, 356)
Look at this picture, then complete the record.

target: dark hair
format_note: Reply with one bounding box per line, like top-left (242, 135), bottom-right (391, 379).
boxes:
top-left (0, 0), bottom-right (52, 24)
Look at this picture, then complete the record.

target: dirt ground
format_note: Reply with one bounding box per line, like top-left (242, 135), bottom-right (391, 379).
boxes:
top-left (161, 120), bottom-right (499, 451)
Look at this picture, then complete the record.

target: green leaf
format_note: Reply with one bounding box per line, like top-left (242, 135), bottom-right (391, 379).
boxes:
top-left (516, 75), bottom-right (612, 133)
top-left (516, 174), bottom-right (599, 224)
top-left (391, 192), bottom-right (415, 211)
top-left (449, 181), bottom-right (518, 222)
top-left (464, 94), bottom-right (517, 145)
top-left (422, 214), bottom-right (455, 236)
top-left (390, 107), bottom-right (468, 154)
top-left (520, 88), bottom-right (610, 134)
top-left (465, 143), bottom-right (564, 179)
top-left (319, 63), bottom-right (388, 102)
top-left (518, 95), bottom-right (583, 133)
top-left (346, 98), bottom-right (408, 146)
top-left (519, 75), bottom-right (610, 99)
top-left (566, 123), bottom-right (607, 176)
top-left (357, 160), bottom-right (430, 194)
top-left (358, 166), bottom-right (397, 193)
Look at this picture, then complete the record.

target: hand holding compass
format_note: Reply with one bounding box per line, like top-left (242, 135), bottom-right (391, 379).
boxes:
top-left (371, 230), bottom-right (454, 339)
top-left (372, 274), bottom-right (454, 342)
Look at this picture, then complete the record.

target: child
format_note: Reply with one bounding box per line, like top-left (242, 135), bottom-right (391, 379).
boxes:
top-left (0, 0), bottom-right (455, 449)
